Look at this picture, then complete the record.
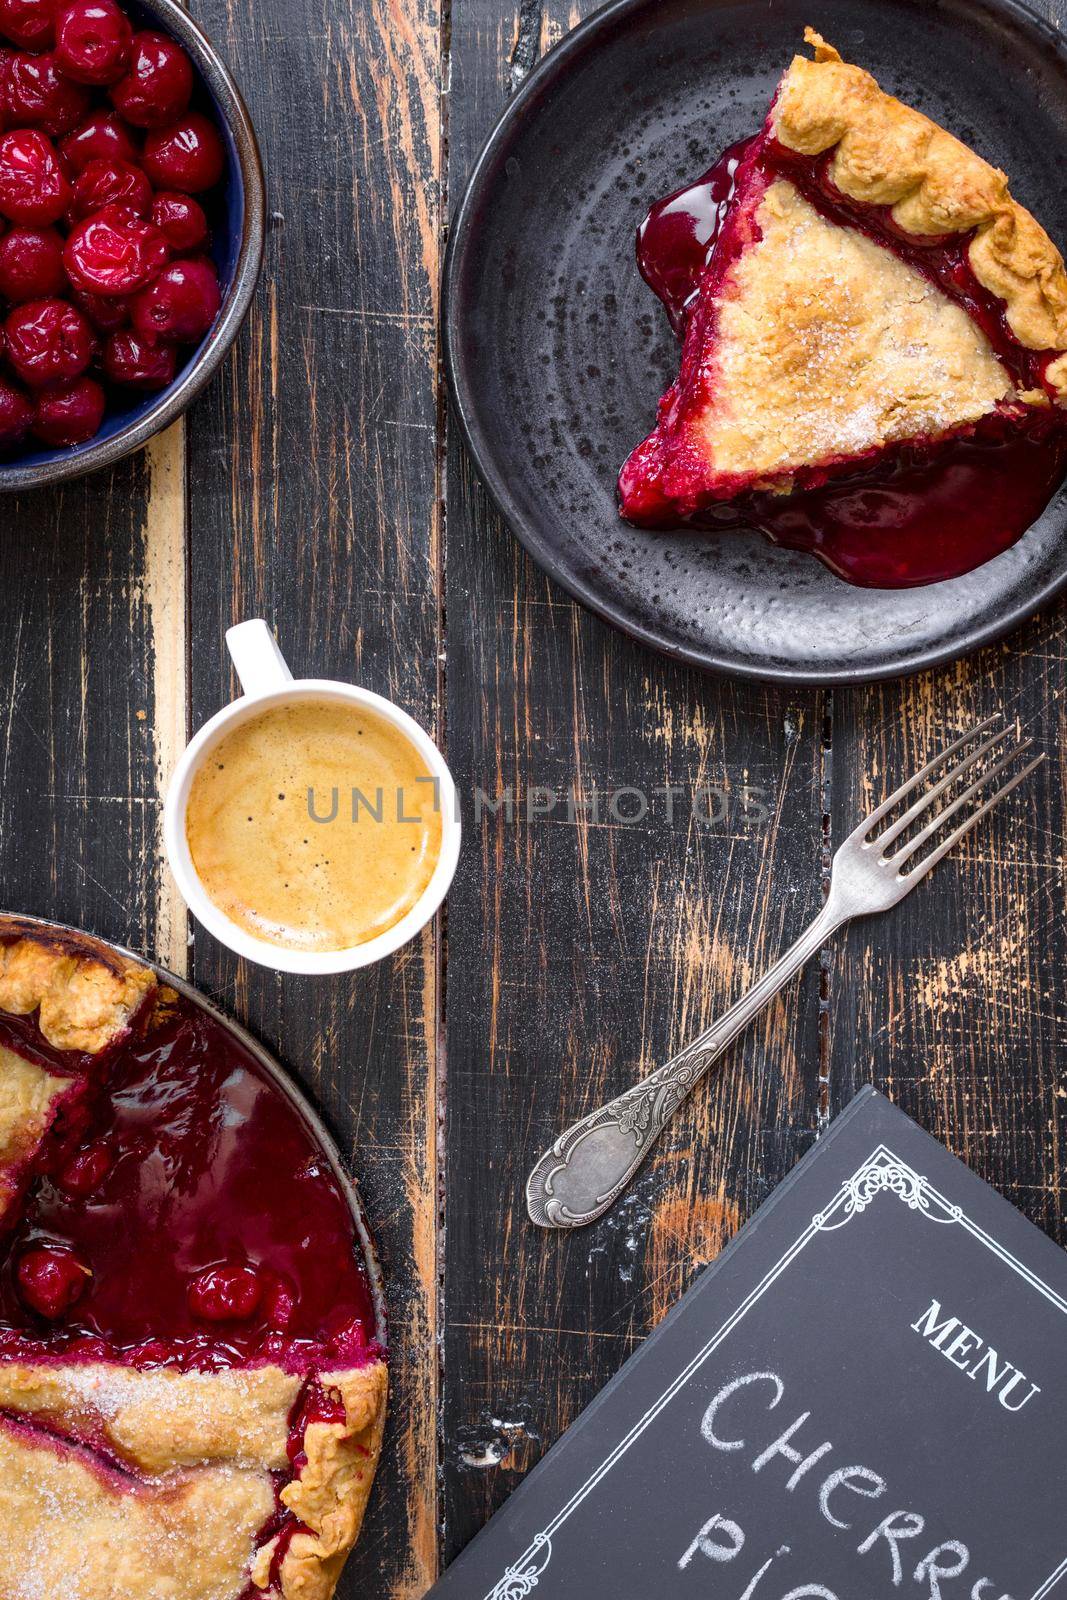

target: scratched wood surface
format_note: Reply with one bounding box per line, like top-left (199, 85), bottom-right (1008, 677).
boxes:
top-left (0, 0), bottom-right (1064, 1594)
top-left (185, 0), bottom-right (443, 1591)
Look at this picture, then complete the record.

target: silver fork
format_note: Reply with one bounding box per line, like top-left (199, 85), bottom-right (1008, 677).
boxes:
top-left (526, 716), bottom-right (1043, 1230)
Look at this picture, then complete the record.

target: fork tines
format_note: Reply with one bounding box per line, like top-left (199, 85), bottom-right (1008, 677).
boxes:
top-left (860, 715), bottom-right (1044, 879)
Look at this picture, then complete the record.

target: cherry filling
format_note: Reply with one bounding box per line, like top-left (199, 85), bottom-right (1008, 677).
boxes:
top-left (636, 134), bottom-right (755, 339)
top-left (0, 993), bottom-right (379, 1373)
top-left (16, 1244), bottom-right (89, 1318)
top-left (625, 132), bottom-right (1067, 587)
top-left (240, 1377), bottom-right (363, 1599)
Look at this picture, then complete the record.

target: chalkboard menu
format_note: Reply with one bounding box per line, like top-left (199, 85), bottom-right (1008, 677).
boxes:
top-left (428, 1089), bottom-right (1067, 1600)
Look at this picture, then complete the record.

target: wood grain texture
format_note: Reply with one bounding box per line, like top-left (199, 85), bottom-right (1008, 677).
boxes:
top-left (186, 0), bottom-right (444, 1591)
top-left (143, 422), bottom-right (189, 979)
top-left (0, 457), bottom-right (178, 963)
top-left (442, 0), bottom-right (825, 1561)
top-left (821, 0), bottom-right (1067, 1255)
top-left (0, 0), bottom-right (1065, 1596)
top-left (828, 622), bottom-right (1067, 1242)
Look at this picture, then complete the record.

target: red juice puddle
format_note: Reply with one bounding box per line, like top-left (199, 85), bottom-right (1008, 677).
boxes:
top-left (0, 997), bottom-right (379, 1373)
top-left (636, 135), bottom-right (755, 338)
top-left (714, 428), bottom-right (1067, 587)
top-left (627, 134), bottom-right (1067, 586)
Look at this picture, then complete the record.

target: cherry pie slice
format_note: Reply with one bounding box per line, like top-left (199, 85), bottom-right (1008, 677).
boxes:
top-left (0, 917), bottom-right (386, 1600)
top-left (619, 31), bottom-right (1067, 584)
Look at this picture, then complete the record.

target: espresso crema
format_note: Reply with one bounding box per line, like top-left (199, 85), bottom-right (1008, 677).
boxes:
top-left (186, 699), bottom-right (444, 952)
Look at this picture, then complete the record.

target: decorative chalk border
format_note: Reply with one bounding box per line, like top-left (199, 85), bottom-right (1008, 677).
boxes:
top-left (485, 1145), bottom-right (1067, 1600)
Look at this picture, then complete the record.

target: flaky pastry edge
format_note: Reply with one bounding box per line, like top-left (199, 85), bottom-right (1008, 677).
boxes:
top-left (773, 30), bottom-right (1067, 397)
top-left (0, 920), bottom-right (388, 1600)
top-left (0, 916), bottom-right (156, 1054)
top-left (250, 1359), bottom-right (388, 1600)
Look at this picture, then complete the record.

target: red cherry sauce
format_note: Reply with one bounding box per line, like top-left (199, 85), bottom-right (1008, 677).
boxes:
top-left (249, 1376), bottom-right (359, 1594)
top-left (636, 136), bottom-right (753, 339)
top-left (0, 994), bottom-right (379, 1374)
top-left (627, 135), bottom-right (1067, 587)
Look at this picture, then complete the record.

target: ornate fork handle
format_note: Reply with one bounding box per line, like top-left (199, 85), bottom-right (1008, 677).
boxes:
top-left (526, 901), bottom-right (844, 1228)
top-left (527, 717), bottom-right (1042, 1229)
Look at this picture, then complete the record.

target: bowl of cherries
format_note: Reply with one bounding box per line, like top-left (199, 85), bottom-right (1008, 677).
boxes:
top-left (0, 0), bottom-right (262, 487)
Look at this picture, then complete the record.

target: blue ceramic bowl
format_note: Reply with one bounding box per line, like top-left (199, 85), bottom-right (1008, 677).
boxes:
top-left (0, 0), bottom-right (264, 490)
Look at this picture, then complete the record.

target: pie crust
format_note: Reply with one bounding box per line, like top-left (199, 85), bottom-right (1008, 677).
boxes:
top-left (0, 920), bottom-right (387, 1600)
top-left (0, 1418), bottom-right (279, 1600)
top-left (0, 918), bottom-right (155, 1054)
top-left (695, 176), bottom-right (1011, 479)
top-left (775, 33), bottom-right (1067, 387)
top-left (620, 30), bottom-right (1067, 527)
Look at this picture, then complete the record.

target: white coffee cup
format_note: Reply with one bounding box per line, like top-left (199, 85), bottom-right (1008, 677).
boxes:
top-left (162, 620), bottom-right (460, 974)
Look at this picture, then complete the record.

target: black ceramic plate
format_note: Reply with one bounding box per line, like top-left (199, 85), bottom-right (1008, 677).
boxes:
top-left (444, 0), bottom-right (1067, 683)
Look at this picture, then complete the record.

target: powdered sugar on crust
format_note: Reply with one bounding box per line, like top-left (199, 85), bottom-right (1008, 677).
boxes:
top-left (698, 179), bottom-right (1010, 480)
top-left (0, 1361), bottom-right (388, 1598)
top-left (774, 30), bottom-right (1067, 384)
top-left (0, 1361), bottom-right (301, 1473)
top-left (0, 1417), bottom-right (274, 1600)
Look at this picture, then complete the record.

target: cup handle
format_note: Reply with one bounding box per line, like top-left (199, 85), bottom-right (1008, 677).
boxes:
top-left (225, 619), bottom-right (294, 697)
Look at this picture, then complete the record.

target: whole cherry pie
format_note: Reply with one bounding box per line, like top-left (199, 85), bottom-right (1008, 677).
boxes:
top-left (0, 916), bottom-right (386, 1600)
top-left (620, 31), bottom-right (1067, 585)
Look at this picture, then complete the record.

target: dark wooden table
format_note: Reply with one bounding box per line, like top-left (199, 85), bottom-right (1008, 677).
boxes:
top-left (2, 0), bottom-right (1065, 1594)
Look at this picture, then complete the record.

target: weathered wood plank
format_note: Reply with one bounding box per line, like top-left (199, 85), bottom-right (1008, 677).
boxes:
top-left (828, 0), bottom-right (1067, 1250)
top-left (143, 422), bottom-right (189, 978)
top-left (828, 618), bottom-right (1067, 1242)
top-left (185, 0), bottom-right (444, 1591)
top-left (0, 457), bottom-right (179, 963)
top-left (441, 0), bottom-right (826, 1560)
